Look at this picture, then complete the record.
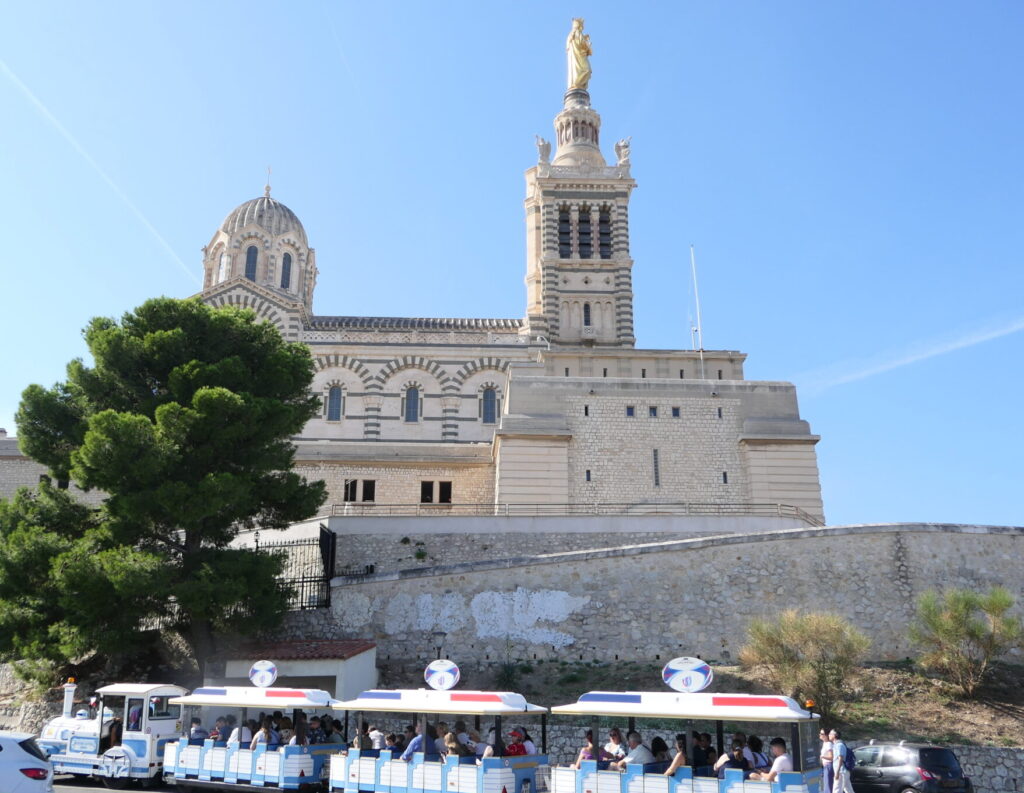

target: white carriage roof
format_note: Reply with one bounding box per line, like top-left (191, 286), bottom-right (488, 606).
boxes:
top-left (170, 686), bottom-right (338, 710)
top-left (335, 689), bottom-right (547, 715)
top-left (551, 692), bottom-right (817, 722)
top-left (96, 683), bottom-right (188, 696)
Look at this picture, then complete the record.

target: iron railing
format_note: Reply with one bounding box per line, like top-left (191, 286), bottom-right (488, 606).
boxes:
top-left (255, 524), bottom-right (336, 610)
top-left (327, 501), bottom-right (823, 526)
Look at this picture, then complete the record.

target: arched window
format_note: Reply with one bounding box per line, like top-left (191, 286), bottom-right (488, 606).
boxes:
top-left (326, 386), bottom-right (343, 421)
top-left (481, 387), bottom-right (498, 424)
top-left (244, 246), bottom-right (258, 281)
top-left (217, 252), bottom-right (230, 282)
top-left (280, 252), bottom-right (292, 289)
top-left (583, 303), bottom-right (592, 327)
top-left (403, 386), bottom-right (421, 422)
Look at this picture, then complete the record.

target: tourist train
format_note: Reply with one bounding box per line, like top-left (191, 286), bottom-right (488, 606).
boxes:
top-left (39, 656), bottom-right (823, 793)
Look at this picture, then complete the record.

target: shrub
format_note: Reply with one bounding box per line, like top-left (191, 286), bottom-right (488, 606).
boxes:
top-left (739, 610), bottom-right (869, 718)
top-left (910, 586), bottom-right (1023, 697)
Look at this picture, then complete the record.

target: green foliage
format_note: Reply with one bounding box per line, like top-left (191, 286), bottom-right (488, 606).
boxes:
top-left (3, 298), bottom-right (325, 680)
top-left (739, 609), bottom-right (870, 719)
top-left (910, 586), bottom-right (1023, 697)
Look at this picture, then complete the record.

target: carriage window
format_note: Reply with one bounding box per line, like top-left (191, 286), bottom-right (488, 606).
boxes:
top-left (126, 698), bottom-right (144, 731)
top-left (148, 695), bottom-right (180, 720)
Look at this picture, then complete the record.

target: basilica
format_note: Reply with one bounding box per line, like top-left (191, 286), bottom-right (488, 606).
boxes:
top-left (1, 27), bottom-right (824, 524)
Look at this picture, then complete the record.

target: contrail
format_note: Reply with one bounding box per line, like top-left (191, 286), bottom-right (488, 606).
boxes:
top-left (0, 59), bottom-right (198, 284)
top-left (801, 314), bottom-right (1024, 395)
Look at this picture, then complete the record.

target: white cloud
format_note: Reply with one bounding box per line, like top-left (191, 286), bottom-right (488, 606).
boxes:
top-left (800, 314), bottom-right (1024, 395)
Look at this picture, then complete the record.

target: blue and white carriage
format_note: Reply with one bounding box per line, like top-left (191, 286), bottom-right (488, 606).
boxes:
top-left (39, 680), bottom-right (189, 787)
top-left (162, 685), bottom-right (345, 790)
top-left (549, 691), bottom-right (822, 793)
top-left (328, 688), bottom-right (549, 793)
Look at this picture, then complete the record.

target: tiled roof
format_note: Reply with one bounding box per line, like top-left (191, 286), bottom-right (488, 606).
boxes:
top-left (309, 316), bottom-right (524, 331)
top-left (223, 639), bottom-right (375, 661)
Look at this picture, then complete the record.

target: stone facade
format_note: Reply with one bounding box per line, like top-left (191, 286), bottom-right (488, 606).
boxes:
top-left (281, 523), bottom-right (1023, 665)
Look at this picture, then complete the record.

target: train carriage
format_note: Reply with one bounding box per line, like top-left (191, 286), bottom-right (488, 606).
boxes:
top-left (162, 685), bottom-right (346, 790)
top-left (328, 688), bottom-right (549, 793)
top-left (549, 691), bottom-right (822, 793)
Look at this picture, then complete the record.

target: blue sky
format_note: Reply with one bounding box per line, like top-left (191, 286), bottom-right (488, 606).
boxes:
top-left (2, 1), bottom-right (1022, 527)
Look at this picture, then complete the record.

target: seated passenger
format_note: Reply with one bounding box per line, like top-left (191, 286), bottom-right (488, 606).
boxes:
top-left (250, 717), bottom-right (276, 750)
top-left (289, 719), bottom-right (309, 747)
top-left (651, 737), bottom-right (670, 762)
top-left (479, 729), bottom-right (505, 761)
top-left (453, 721), bottom-right (473, 751)
top-left (504, 729), bottom-right (528, 756)
top-left (748, 738), bottom-right (793, 782)
top-left (471, 729), bottom-right (487, 757)
top-left (352, 721), bottom-right (372, 750)
top-left (279, 716), bottom-right (294, 744)
top-left (748, 736), bottom-right (771, 771)
top-left (190, 717), bottom-right (210, 741)
top-left (400, 723), bottom-right (437, 762)
top-left (370, 724), bottom-right (385, 749)
top-left (127, 705), bottom-right (143, 732)
top-left (716, 743), bottom-right (751, 779)
top-left (663, 735), bottom-right (688, 775)
top-left (445, 731), bottom-right (473, 757)
top-left (519, 727), bottom-right (537, 755)
top-left (608, 732), bottom-right (654, 771)
top-left (574, 729), bottom-right (612, 769)
top-left (384, 733), bottom-right (401, 753)
top-left (208, 716), bottom-right (228, 741)
top-left (604, 728), bottom-right (627, 761)
top-left (435, 722), bottom-right (449, 755)
top-left (307, 716), bottom-right (326, 745)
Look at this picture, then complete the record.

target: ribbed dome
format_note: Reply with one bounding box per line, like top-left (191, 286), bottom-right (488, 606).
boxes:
top-left (221, 195), bottom-right (307, 245)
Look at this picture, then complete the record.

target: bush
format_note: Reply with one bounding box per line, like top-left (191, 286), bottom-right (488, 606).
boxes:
top-left (910, 586), bottom-right (1023, 697)
top-left (739, 610), bottom-right (869, 718)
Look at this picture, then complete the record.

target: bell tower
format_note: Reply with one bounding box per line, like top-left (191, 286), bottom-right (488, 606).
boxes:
top-left (524, 19), bottom-right (637, 347)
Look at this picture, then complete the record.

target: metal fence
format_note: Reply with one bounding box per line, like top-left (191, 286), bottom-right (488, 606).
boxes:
top-left (327, 501), bottom-right (823, 526)
top-left (256, 524), bottom-right (336, 610)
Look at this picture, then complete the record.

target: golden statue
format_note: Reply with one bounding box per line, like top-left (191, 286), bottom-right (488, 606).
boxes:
top-left (566, 18), bottom-right (592, 90)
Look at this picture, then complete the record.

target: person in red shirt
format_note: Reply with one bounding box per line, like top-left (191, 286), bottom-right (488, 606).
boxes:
top-left (505, 729), bottom-right (528, 756)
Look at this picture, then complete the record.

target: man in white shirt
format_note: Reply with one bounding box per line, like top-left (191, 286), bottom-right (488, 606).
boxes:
top-left (609, 731), bottom-right (655, 770)
top-left (748, 737), bottom-right (793, 782)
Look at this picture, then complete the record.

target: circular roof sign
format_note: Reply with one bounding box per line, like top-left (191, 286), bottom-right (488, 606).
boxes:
top-left (424, 659), bottom-right (461, 691)
top-left (249, 660), bottom-right (278, 688)
top-left (662, 656), bottom-right (713, 693)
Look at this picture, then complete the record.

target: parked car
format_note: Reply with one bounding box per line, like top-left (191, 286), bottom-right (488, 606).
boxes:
top-left (851, 742), bottom-right (971, 793)
top-left (0, 731), bottom-right (53, 793)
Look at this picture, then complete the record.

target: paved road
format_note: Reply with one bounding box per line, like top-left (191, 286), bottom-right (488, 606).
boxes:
top-left (54, 776), bottom-right (176, 792)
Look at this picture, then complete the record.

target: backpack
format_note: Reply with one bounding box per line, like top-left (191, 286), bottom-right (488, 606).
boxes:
top-left (839, 742), bottom-right (856, 772)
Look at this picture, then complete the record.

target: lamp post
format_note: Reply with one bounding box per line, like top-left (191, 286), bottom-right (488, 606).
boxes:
top-left (432, 630), bottom-right (447, 660)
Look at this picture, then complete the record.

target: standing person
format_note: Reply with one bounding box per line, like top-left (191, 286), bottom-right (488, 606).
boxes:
top-left (819, 728), bottom-right (835, 793)
top-left (830, 730), bottom-right (855, 793)
top-left (369, 724), bottom-right (385, 749)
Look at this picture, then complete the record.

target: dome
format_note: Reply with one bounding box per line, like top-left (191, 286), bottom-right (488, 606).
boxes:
top-left (221, 195), bottom-right (307, 245)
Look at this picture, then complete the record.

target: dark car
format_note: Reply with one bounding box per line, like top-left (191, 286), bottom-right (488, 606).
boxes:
top-left (850, 742), bottom-right (972, 793)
